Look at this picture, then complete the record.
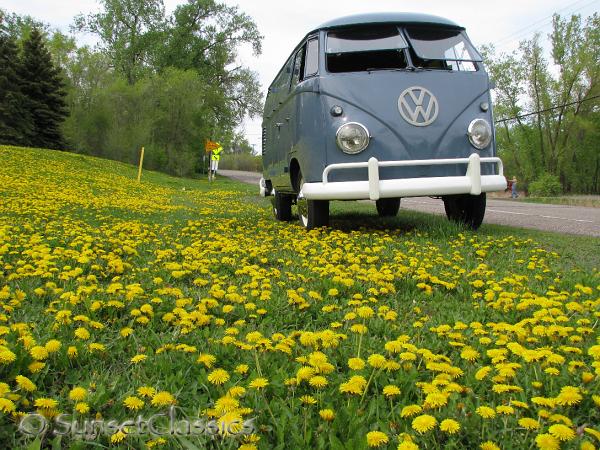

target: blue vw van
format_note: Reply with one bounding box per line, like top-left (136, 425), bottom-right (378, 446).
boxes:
top-left (259, 13), bottom-right (507, 229)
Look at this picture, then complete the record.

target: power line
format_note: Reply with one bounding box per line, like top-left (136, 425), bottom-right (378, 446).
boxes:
top-left (494, 0), bottom-right (599, 49)
top-left (495, 95), bottom-right (600, 123)
top-left (494, 0), bottom-right (587, 46)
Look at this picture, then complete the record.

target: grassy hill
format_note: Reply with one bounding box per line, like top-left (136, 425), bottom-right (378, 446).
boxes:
top-left (0, 145), bottom-right (598, 449)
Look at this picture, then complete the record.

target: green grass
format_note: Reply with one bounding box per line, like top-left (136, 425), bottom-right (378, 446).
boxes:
top-left (0, 146), bottom-right (598, 450)
top-left (518, 196), bottom-right (600, 208)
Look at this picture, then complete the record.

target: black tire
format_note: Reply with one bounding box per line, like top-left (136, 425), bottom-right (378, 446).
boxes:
top-left (443, 193), bottom-right (486, 230)
top-left (376, 198), bottom-right (401, 217)
top-left (272, 191), bottom-right (293, 221)
top-left (297, 175), bottom-right (329, 229)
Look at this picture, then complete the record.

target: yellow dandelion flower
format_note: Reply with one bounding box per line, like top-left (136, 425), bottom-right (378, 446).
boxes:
top-left (519, 418), bottom-right (540, 430)
top-left (476, 406), bottom-right (496, 419)
top-left (535, 433), bottom-right (560, 450)
top-left (309, 376), bottom-right (328, 389)
top-left (75, 402), bottom-right (89, 414)
top-left (15, 375), bottom-right (36, 392)
top-left (227, 386), bottom-right (246, 398)
top-left (235, 364), bottom-right (249, 375)
top-left (339, 375), bottom-right (367, 395)
top-left (299, 395), bottom-right (317, 406)
top-left (138, 386), bottom-right (156, 398)
top-left (45, 340), bottom-right (61, 353)
top-left (366, 431), bottom-right (388, 447)
top-left (480, 442), bottom-right (500, 450)
top-left (440, 419), bottom-right (460, 434)
top-left (151, 391), bottom-right (175, 406)
top-left (412, 414), bottom-right (437, 433)
top-left (424, 392), bottom-right (449, 409)
top-left (556, 386), bottom-right (582, 406)
top-left (496, 405), bottom-right (514, 415)
top-left (367, 354), bottom-right (386, 368)
top-left (74, 328), bottom-right (90, 340)
top-left (401, 405), bottom-right (423, 418)
top-left (0, 398), bottom-right (16, 413)
top-left (120, 327), bottom-right (133, 337)
top-left (397, 441), bottom-right (419, 450)
top-left (214, 396), bottom-right (239, 414)
top-left (69, 387), bottom-right (87, 401)
top-left (348, 357), bottom-right (365, 370)
top-left (29, 346), bottom-right (49, 360)
top-left (110, 430), bottom-right (127, 443)
top-left (131, 354), bottom-right (147, 364)
top-left (196, 353), bottom-right (216, 368)
top-left (549, 424), bottom-right (575, 441)
top-left (124, 396), bottom-right (144, 410)
top-left (207, 368), bottom-right (230, 385)
top-left (319, 409), bottom-right (335, 421)
top-left (34, 398), bottom-right (58, 409)
top-left (383, 385), bottom-right (401, 398)
top-left (248, 377), bottom-right (269, 390)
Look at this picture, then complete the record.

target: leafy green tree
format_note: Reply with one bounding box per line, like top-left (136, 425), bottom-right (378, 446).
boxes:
top-left (485, 13), bottom-right (600, 193)
top-left (19, 27), bottom-right (68, 149)
top-left (73, 0), bottom-right (165, 85)
top-left (159, 0), bottom-right (263, 127)
top-left (0, 16), bottom-right (32, 145)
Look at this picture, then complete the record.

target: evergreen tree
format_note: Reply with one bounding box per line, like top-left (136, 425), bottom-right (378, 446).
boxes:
top-left (18, 27), bottom-right (67, 149)
top-left (0, 18), bottom-right (32, 145)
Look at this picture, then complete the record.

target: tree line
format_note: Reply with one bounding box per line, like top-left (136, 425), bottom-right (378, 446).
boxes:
top-left (0, 0), bottom-right (262, 177)
top-left (483, 13), bottom-right (599, 195)
top-left (1, 6), bottom-right (598, 192)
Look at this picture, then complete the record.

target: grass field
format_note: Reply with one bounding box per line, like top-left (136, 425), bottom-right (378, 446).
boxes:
top-left (0, 145), bottom-right (599, 450)
top-left (520, 197), bottom-right (600, 208)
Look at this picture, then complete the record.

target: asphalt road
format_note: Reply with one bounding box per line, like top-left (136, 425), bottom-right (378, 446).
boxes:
top-left (218, 170), bottom-right (600, 237)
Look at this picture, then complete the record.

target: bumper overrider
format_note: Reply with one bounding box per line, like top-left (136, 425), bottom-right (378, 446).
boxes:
top-left (300, 153), bottom-right (506, 201)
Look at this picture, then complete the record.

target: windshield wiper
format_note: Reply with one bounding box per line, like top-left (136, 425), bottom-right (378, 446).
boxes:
top-left (365, 67), bottom-right (409, 72)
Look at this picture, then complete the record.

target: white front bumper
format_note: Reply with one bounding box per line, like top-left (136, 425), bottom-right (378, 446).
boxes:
top-left (301, 153), bottom-right (506, 201)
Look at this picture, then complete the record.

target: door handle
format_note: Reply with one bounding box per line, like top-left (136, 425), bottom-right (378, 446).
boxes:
top-left (275, 122), bottom-right (284, 129)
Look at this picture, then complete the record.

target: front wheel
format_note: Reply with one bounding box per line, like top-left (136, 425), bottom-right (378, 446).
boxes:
top-left (297, 175), bottom-right (329, 229)
top-left (376, 198), bottom-right (401, 217)
top-left (443, 193), bottom-right (486, 230)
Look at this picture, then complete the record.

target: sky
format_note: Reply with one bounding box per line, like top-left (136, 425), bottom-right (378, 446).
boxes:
top-left (3, 0), bottom-right (599, 153)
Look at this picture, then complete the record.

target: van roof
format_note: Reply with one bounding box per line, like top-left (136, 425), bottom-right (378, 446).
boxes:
top-left (315, 12), bottom-right (463, 31)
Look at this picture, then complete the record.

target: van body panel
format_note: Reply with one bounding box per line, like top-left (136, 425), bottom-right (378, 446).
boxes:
top-left (318, 70), bottom-right (495, 183)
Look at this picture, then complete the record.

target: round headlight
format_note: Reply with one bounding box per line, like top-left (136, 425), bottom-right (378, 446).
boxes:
top-left (336, 122), bottom-right (370, 154)
top-left (467, 118), bottom-right (492, 150)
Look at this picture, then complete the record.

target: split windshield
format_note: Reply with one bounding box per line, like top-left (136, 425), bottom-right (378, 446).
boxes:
top-left (405, 26), bottom-right (482, 70)
top-left (326, 25), bottom-right (408, 72)
top-left (326, 24), bottom-right (481, 73)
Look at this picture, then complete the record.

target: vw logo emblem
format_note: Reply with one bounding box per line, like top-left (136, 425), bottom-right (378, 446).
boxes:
top-left (398, 86), bottom-right (439, 126)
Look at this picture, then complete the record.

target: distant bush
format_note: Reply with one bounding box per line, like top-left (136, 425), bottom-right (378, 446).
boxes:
top-left (219, 154), bottom-right (262, 172)
top-left (528, 173), bottom-right (563, 197)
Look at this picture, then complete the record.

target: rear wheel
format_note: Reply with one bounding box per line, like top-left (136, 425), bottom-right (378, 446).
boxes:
top-left (443, 193), bottom-right (486, 230)
top-left (297, 175), bottom-right (329, 229)
top-left (376, 198), bottom-right (401, 217)
top-left (272, 191), bottom-right (293, 221)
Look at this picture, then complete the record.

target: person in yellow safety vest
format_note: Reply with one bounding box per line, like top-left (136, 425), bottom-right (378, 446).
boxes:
top-left (210, 145), bottom-right (223, 179)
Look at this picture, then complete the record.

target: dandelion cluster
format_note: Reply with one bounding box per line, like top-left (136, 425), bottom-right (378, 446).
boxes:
top-left (0, 146), bottom-right (598, 449)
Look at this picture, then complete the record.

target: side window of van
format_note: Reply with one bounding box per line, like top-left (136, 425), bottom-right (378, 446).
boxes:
top-left (270, 56), bottom-right (295, 95)
top-left (304, 38), bottom-right (319, 77)
top-left (290, 46), bottom-right (305, 89)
